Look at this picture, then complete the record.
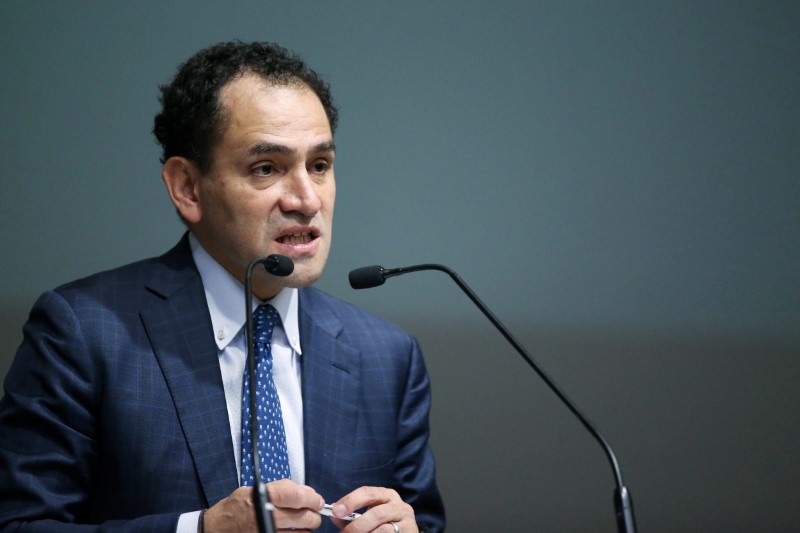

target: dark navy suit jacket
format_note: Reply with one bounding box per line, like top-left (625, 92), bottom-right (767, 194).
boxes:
top-left (0, 236), bottom-right (444, 532)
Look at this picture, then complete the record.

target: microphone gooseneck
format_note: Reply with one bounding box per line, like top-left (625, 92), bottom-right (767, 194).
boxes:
top-left (245, 254), bottom-right (295, 533)
top-left (349, 263), bottom-right (637, 533)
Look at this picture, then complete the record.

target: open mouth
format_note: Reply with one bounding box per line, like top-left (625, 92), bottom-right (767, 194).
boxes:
top-left (277, 231), bottom-right (315, 244)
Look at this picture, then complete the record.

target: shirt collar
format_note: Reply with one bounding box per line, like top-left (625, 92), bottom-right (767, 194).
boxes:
top-left (189, 233), bottom-right (302, 355)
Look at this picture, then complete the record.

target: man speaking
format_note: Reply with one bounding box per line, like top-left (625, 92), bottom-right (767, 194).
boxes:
top-left (0, 41), bottom-right (445, 533)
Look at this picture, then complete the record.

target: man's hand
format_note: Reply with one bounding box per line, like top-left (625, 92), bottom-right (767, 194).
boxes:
top-left (329, 486), bottom-right (417, 533)
top-left (204, 479), bottom-right (325, 532)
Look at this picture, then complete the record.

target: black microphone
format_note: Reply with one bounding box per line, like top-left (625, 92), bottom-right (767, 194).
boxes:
top-left (349, 265), bottom-right (404, 289)
top-left (245, 254), bottom-right (294, 533)
top-left (349, 263), bottom-right (637, 533)
top-left (263, 254), bottom-right (294, 277)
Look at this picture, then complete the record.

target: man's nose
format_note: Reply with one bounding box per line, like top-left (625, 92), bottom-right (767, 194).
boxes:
top-left (279, 168), bottom-right (323, 216)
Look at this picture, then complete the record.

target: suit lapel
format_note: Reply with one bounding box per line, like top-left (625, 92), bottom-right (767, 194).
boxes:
top-left (140, 238), bottom-right (238, 506)
top-left (137, 246), bottom-right (364, 505)
top-left (299, 289), bottom-right (361, 501)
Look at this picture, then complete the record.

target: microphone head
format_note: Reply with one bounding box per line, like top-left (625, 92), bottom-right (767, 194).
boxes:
top-left (349, 266), bottom-right (387, 289)
top-left (263, 255), bottom-right (294, 277)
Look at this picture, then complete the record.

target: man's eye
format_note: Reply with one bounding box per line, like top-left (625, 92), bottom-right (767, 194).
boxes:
top-left (253, 164), bottom-right (275, 176)
top-left (311, 161), bottom-right (329, 173)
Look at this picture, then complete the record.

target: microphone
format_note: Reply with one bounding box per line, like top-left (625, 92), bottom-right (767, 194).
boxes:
top-left (349, 265), bottom-right (404, 289)
top-left (263, 254), bottom-right (294, 277)
top-left (244, 254), bottom-right (294, 533)
top-left (349, 263), bottom-right (637, 533)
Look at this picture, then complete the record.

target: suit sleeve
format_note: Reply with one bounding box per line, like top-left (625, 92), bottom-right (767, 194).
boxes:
top-left (0, 290), bottom-right (180, 532)
top-left (393, 336), bottom-right (446, 533)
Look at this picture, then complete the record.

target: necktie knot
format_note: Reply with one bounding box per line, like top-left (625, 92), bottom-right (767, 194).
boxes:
top-left (253, 304), bottom-right (280, 347)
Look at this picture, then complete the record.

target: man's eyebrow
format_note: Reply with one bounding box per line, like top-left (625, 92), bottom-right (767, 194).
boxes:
top-left (246, 142), bottom-right (293, 157)
top-left (245, 140), bottom-right (335, 158)
top-left (312, 141), bottom-right (336, 154)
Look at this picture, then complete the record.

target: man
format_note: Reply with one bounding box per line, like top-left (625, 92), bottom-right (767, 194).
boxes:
top-left (0, 42), bottom-right (445, 533)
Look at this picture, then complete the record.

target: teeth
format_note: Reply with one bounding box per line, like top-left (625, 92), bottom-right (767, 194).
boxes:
top-left (280, 232), bottom-right (312, 244)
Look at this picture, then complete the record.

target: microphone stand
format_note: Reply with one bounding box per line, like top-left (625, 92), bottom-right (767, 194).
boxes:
top-left (244, 257), bottom-right (279, 533)
top-left (352, 263), bottom-right (637, 533)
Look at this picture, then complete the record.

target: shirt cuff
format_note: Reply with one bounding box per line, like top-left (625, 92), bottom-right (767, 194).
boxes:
top-left (176, 510), bottom-right (203, 533)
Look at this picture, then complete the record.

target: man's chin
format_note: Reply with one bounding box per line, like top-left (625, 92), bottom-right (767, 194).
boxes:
top-left (283, 272), bottom-right (323, 289)
top-left (277, 261), bottom-right (325, 289)
top-left (251, 264), bottom-right (322, 300)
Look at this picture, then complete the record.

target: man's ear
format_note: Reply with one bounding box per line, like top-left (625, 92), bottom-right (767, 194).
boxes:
top-left (162, 156), bottom-right (202, 224)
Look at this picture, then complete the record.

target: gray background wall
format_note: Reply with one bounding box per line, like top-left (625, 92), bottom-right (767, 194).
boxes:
top-left (1, 1), bottom-right (798, 531)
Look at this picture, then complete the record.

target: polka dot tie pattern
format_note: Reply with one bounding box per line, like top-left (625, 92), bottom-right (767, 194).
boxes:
top-left (240, 304), bottom-right (291, 486)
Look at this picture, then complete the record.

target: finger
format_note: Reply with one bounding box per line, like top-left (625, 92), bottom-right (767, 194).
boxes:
top-left (333, 497), bottom-right (415, 533)
top-left (267, 479), bottom-right (325, 511)
top-left (272, 506), bottom-right (322, 531)
top-left (327, 519), bottom-right (404, 533)
top-left (333, 485), bottom-right (399, 517)
top-left (331, 514), bottom-right (412, 533)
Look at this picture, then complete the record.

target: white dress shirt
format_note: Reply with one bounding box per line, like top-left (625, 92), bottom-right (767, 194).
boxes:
top-left (177, 234), bottom-right (305, 532)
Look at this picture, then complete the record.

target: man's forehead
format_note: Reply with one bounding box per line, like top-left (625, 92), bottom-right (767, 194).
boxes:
top-left (214, 74), bottom-right (332, 152)
top-left (224, 75), bottom-right (326, 117)
top-left (219, 72), bottom-right (316, 110)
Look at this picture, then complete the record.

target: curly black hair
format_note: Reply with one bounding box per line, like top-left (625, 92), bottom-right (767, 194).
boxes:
top-left (153, 41), bottom-right (338, 173)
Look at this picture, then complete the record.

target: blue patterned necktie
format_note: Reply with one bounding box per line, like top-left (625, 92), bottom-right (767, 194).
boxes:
top-left (240, 304), bottom-right (291, 486)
